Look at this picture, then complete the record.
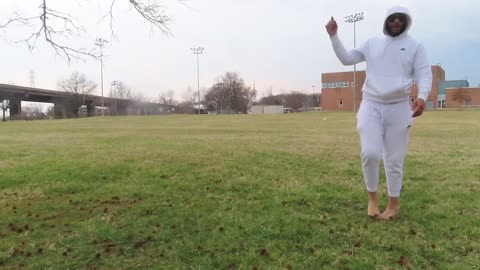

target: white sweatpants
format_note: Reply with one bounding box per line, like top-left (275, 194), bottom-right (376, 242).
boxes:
top-left (356, 99), bottom-right (414, 197)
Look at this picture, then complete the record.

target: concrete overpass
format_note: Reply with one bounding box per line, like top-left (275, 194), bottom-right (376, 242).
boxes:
top-left (0, 83), bottom-right (180, 119)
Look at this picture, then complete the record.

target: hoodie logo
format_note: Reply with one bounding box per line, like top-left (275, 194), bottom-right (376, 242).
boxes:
top-left (401, 48), bottom-right (406, 51)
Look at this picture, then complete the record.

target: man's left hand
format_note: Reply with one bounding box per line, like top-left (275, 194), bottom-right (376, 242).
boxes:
top-left (412, 98), bottom-right (426, 117)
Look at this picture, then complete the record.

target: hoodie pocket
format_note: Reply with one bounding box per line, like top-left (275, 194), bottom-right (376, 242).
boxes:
top-left (365, 75), bottom-right (410, 100)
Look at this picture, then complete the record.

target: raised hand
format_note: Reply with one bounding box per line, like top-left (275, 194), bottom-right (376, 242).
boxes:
top-left (325, 16), bottom-right (338, 37)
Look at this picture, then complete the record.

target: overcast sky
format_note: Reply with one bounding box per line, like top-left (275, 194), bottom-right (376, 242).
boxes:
top-left (0, 0), bottom-right (479, 102)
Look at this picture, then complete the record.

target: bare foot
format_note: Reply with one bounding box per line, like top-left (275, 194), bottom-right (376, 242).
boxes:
top-left (367, 192), bottom-right (380, 218)
top-left (377, 207), bottom-right (400, 220)
top-left (368, 201), bottom-right (380, 217)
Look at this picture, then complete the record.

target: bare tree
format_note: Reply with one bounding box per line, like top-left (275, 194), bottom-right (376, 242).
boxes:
top-left (285, 92), bottom-right (307, 111)
top-left (259, 88), bottom-right (283, 105)
top-left (22, 104), bottom-right (47, 120)
top-left (159, 90), bottom-right (177, 105)
top-left (57, 71), bottom-right (97, 117)
top-left (238, 85), bottom-right (257, 113)
top-left (1, 100), bottom-right (10, 122)
top-left (205, 72), bottom-right (256, 114)
top-left (452, 88), bottom-right (471, 111)
top-left (181, 86), bottom-right (197, 105)
top-left (58, 71), bottom-right (97, 95)
top-left (46, 105), bottom-right (55, 119)
top-left (178, 86), bottom-right (197, 113)
top-left (206, 83), bottom-right (230, 113)
top-left (0, 0), bottom-right (186, 61)
top-left (129, 90), bottom-right (152, 115)
top-left (110, 81), bottom-right (132, 99)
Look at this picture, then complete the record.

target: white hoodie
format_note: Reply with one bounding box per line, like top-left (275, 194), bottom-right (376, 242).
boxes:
top-left (329, 6), bottom-right (432, 103)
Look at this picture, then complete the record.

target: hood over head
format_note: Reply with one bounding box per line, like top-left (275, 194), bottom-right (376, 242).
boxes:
top-left (383, 6), bottom-right (412, 37)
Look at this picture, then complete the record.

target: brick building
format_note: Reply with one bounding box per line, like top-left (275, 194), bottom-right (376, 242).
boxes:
top-left (437, 80), bottom-right (469, 108)
top-left (446, 87), bottom-right (480, 109)
top-left (321, 70), bottom-right (366, 111)
top-left (319, 65), bottom-right (480, 111)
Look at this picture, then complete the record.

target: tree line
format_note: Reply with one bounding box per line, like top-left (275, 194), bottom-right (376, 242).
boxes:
top-left (158, 72), bottom-right (322, 114)
top-left (1, 70), bottom-right (325, 121)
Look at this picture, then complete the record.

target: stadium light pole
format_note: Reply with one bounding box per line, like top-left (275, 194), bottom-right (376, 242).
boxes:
top-left (191, 47), bottom-right (204, 114)
top-left (345, 12), bottom-right (364, 113)
top-left (95, 38), bottom-right (109, 117)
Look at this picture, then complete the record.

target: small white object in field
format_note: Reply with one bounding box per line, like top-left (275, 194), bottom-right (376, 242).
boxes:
top-left (323, 117), bottom-right (327, 121)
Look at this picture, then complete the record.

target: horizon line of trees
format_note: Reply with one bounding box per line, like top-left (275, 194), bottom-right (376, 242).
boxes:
top-left (159, 72), bottom-right (322, 114)
top-left (1, 70), bottom-right (323, 120)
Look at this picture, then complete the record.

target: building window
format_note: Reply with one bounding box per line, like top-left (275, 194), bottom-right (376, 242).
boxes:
top-left (326, 81), bottom-right (352, 88)
top-left (466, 99), bottom-right (472, 107)
top-left (438, 99), bottom-right (446, 109)
top-left (325, 81), bottom-right (351, 88)
top-left (339, 99), bottom-right (344, 108)
top-left (351, 81), bottom-right (355, 87)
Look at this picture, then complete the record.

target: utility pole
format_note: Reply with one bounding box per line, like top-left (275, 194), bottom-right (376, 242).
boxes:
top-left (345, 12), bottom-right (364, 113)
top-left (95, 38), bottom-right (109, 116)
top-left (191, 47), bottom-right (204, 114)
top-left (111, 81), bottom-right (118, 116)
top-left (29, 69), bottom-right (35, 88)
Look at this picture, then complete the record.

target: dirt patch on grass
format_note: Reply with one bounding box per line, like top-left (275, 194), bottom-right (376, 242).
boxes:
top-left (0, 160), bottom-right (14, 169)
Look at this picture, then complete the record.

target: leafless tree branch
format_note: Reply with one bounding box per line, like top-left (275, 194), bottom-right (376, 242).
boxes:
top-left (129, 0), bottom-right (172, 33)
top-left (99, 0), bottom-right (119, 38)
top-left (0, 13), bottom-right (37, 28)
top-left (100, 0), bottom-right (191, 39)
top-left (0, 0), bottom-right (186, 61)
top-left (0, 0), bottom-right (95, 62)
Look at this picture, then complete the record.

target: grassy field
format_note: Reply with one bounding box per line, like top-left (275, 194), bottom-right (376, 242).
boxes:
top-left (0, 111), bottom-right (479, 269)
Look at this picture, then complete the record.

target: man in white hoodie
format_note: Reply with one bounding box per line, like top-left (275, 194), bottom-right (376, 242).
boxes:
top-left (325, 6), bottom-right (432, 220)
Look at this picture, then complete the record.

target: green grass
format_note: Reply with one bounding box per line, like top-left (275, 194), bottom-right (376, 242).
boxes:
top-left (0, 111), bottom-right (479, 270)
